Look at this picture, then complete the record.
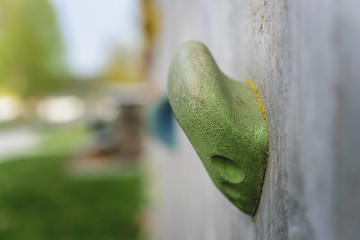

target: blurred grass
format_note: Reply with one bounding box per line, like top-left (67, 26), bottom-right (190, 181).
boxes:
top-left (32, 124), bottom-right (92, 156)
top-left (0, 124), bottom-right (142, 240)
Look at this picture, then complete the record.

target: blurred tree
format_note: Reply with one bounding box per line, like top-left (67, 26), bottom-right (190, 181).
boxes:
top-left (142, 0), bottom-right (159, 51)
top-left (0, 0), bottom-right (70, 98)
top-left (102, 49), bottom-right (142, 83)
top-left (140, 0), bottom-right (159, 77)
top-left (101, 0), bottom-right (160, 85)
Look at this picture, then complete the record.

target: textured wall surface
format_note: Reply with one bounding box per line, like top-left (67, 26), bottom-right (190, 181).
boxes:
top-left (148, 0), bottom-right (360, 239)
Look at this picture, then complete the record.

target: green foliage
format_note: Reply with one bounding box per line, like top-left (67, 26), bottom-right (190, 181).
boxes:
top-left (102, 49), bottom-right (143, 83)
top-left (0, 0), bottom-right (71, 98)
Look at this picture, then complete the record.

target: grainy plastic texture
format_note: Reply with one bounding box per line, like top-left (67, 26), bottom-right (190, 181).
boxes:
top-left (168, 41), bottom-right (269, 215)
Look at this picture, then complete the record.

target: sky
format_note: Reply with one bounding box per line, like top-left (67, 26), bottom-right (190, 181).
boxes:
top-left (49, 0), bottom-right (142, 78)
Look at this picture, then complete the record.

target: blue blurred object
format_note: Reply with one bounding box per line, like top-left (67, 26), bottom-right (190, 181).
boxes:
top-left (148, 95), bottom-right (176, 147)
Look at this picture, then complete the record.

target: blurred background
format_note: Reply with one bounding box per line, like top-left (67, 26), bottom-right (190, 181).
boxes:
top-left (0, 0), bottom-right (164, 239)
top-left (1, 0), bottom-right (360, 240)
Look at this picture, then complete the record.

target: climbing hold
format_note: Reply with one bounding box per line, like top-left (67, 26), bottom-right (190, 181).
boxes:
top-left (167, 41), bottom-right (269, 215)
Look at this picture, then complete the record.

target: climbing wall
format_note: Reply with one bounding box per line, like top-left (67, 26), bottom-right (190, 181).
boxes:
top-left (148, 0), bottom-right (360, 239)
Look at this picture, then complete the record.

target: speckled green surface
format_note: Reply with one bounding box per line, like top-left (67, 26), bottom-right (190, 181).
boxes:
top-left (167, 41), bottom-right (269, 215)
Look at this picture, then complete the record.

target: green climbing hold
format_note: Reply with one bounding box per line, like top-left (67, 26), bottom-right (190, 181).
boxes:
top-left (167, 41), bottom-right (269, 215)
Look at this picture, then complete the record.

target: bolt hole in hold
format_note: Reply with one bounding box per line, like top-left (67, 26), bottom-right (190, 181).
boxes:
top-left (221, 181), bottom-right (242, 200)
top-left (210, 155), bottom-right (245, 184)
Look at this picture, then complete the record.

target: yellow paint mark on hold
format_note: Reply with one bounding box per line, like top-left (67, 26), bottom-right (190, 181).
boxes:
top-left (247, 80), bottom-right (268, 127)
